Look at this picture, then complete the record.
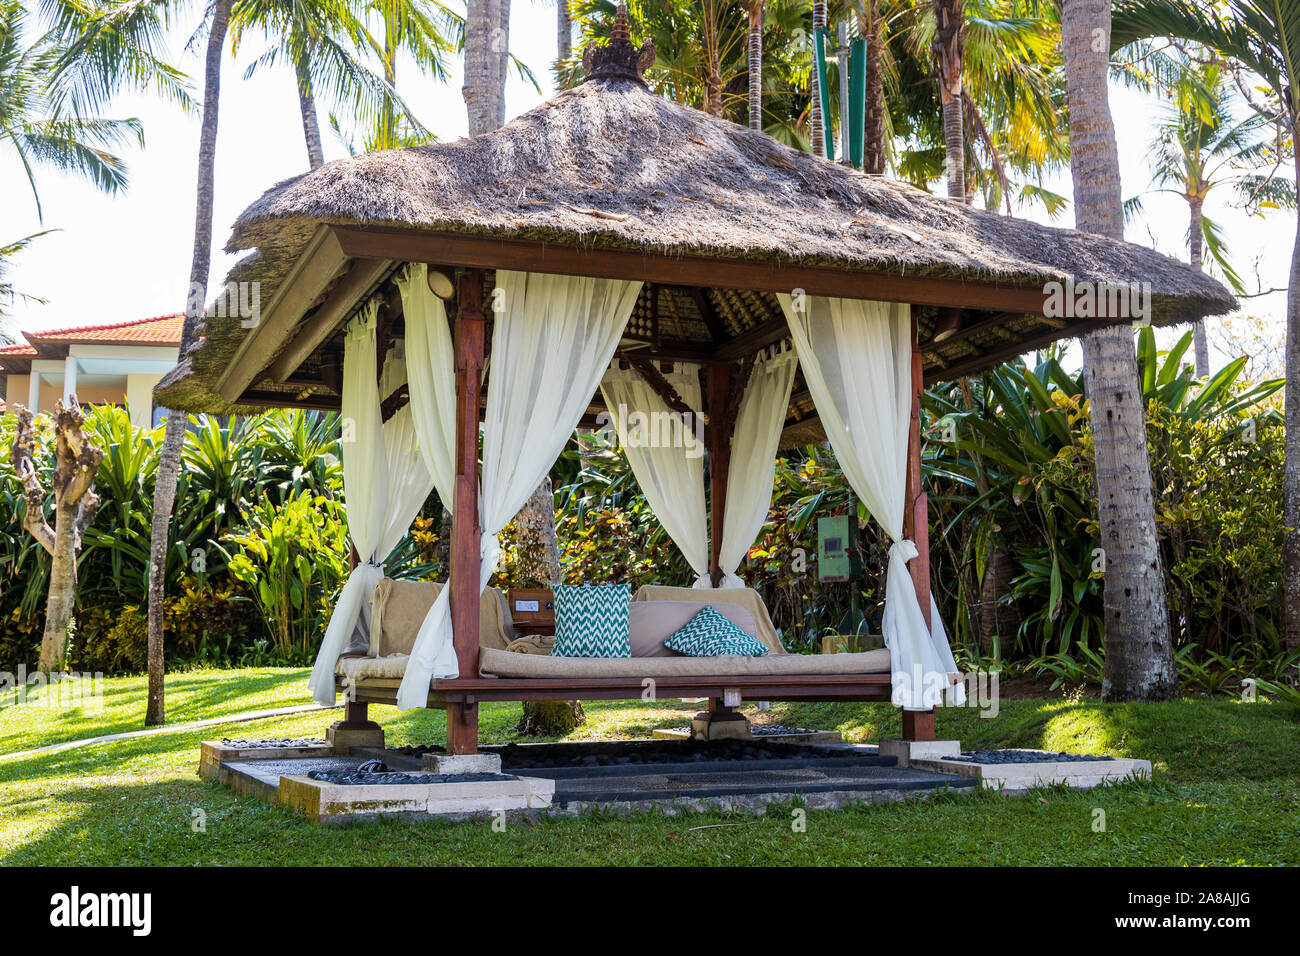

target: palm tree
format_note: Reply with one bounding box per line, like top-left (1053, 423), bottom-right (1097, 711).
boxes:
top-left (144, 0), bottom-right (234, 725)
top-left (881, 0), bottom-right (1069, 213)
top-left (232, 0), bottom-right (455, 168)
top-left (1129, 58), bottom-right (1294, 375)
top-left (746, 0), bottom-right (763, 129)
top-left (931, 0), bottom-right (965, 199)
top-left (810, 0), bottom-right (826, 155)
top-left (0, 0), bottom-right (150, 220)
top-left (1061, 0), bottom-right (1178, 701)
top-left (463, 0), bottom-right (509, 133)
top-left (859, 0), bottom-right (886, 173)
top-left (1112, 0), bottom-right (1300, 656)
top-left (0, 231), bottom-right (54, 324)
top-left (557, 0), bottom-right (572, 71)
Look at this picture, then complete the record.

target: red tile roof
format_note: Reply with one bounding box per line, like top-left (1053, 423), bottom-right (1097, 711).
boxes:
top-left (25, 313), bottom-right (184, 345)
top-left (0, 343), bottom-right (37, 355)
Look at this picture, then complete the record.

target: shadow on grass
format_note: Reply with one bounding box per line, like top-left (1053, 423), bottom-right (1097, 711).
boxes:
top-left (0, 668), bottom-right (313, 755)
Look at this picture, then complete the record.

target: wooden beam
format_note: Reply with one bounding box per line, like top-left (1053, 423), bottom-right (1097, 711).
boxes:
top-left (926, 319), bottom-right (1118, 384)
top-left (616, 342), bottom-right (715, 363)
top-left (330, 225), bottom-right (1055, 314)
top-left (925, 310), bottom-right (1022, 349)
top-left (903, 314), bottom-right (931, 630)
top-left (217, 226), bottom-right (349, 403)
top-left (265, 258), bottom-right (393, 384)
top-left (235, 389), bottom-right (341, 412)
top-left (707, 361), bottom-right (731, 585)
top-left (902, 313), bottom-right (936, 743)
top-left (447, 269), bottom-right (486, 755)
top-left (678, 286), bottom-right (727, 342)
top-left (629, 358), bottom-right (698, 417)
top-left (713, 316), bottom-right (789, 361)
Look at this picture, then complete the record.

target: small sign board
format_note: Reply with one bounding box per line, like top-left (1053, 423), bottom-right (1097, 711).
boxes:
top-left (817, 515), bottom-right (852, 582)
top-left (508, 588), bottom-right (555, 624)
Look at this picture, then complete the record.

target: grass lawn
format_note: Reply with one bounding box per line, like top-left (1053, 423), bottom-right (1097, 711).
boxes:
top-left (1, 668), bottom-right (1297, 865)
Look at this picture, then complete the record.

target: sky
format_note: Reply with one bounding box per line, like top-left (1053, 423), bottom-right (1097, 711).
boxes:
top-left (1, 4), bottom-right (1290, 375)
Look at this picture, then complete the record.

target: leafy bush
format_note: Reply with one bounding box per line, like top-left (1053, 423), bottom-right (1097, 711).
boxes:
top-left (221, 494), bottom-right (350, 663)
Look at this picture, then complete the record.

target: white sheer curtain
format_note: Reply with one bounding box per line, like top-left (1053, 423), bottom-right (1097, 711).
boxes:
top-left (307, 300), bottom-right (435, 705)
top-left (777, 293), bottom-right (963, 708)
top-left (716, 344), bottom-right (798, 588)
top-left (396, 270), bottom-right (641, 709)
top-left (600, 361), bottom-right (711, 587)
top-left (393, 264), bottom-right (461, 708)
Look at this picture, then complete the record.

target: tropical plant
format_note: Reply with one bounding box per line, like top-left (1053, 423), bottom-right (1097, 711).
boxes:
top-left (221, 493), bottom-right (350, 662)
top-left (926, 328), bottom-right (1284, 683)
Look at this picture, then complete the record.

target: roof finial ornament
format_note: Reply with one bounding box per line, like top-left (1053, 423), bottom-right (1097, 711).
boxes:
top-left (582, 2), bottom-right (655, 84)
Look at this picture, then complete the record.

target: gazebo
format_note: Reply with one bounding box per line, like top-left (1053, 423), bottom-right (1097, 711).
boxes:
top-left (156, 10), bottom-right (1233, 756)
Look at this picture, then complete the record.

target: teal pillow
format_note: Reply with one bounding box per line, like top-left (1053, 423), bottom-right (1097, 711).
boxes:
top-left (663, 604), bottom-right (770, 657)
top-left (551, 583), bottom-right (632, 658)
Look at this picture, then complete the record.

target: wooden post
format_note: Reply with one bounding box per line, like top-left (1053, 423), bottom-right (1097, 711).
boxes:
top-left (901, 313), bottom-right (936, 742)
top-left (447, 269), bottom-right (485, 754)
top-left (706, 361), bottom-right (732, 585)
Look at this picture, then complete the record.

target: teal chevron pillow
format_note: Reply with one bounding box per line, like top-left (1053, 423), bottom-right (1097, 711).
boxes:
top-left (664, 604), bottom-right (770, 657)
top-left (552, 583), bottom-right (632, 658)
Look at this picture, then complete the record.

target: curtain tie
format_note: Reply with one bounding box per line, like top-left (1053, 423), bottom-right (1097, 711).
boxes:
top-left (889, 539), bottom-right (919, 564)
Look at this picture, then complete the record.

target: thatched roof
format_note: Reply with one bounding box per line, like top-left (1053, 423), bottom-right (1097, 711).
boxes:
top-left (155, 38), bottom-right (1234, 423)
top-left (224, 80), bottom-right (1230, 305)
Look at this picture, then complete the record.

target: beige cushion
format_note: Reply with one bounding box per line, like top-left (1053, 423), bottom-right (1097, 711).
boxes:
top-left (480, 645), bottom-right (889, 678)
top-left (505, 635), bottom-right (555, 655)
top-left (628, 601), bottom-right (758, 657)
top-left (369, 579), bottom-right (514, 657)
top-left (336, 653), bottom-right (410, 680)
top-left (632, 585), bottom-right (784, 654)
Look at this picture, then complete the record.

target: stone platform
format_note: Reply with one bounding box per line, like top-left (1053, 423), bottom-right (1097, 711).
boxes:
top-left (906, 749), bottom-right (1152, 793)
top-left (203, 737), bottom-right (978, 822)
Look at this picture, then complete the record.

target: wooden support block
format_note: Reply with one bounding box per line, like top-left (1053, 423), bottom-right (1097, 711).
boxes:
top-left (901, 709), bottom-right (936, 742)
top-left (446, 701), bottom-right (479, 754)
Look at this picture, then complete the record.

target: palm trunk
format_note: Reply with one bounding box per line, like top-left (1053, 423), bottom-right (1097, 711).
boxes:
top-left (810, 0), bottom-right (826, 156)
top-left (1283, 144), bottom-right (1300, 655)
top-left (1061, 0), bottom-right (1177, 702)
top-left (702, 0), bottom-right (724, 117)
top-left (746, 2), bottom-right (763, 131)
top-left (1188, 197), bottom-right (1209, 377)
top-left (295, 55), bottom-right (324, 169)
top-left (556, 0), bottom-right (571, 74)
top-left (495, 0), bottom-right (511, 129)
top-left (933, 0), bottom-right (965, 200)
top-left (514, 477), bottom-right (561, 585)
top-left (145, 0), bottom-right (233, 726)
top-left (382, 15), bottom-right (397, 148)
top-left (514, 477), bottom-right (583, 733)
top-left (463, 0), bottom-right (505, 135)
top-left (861, 0), bottom-right (885, 175)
